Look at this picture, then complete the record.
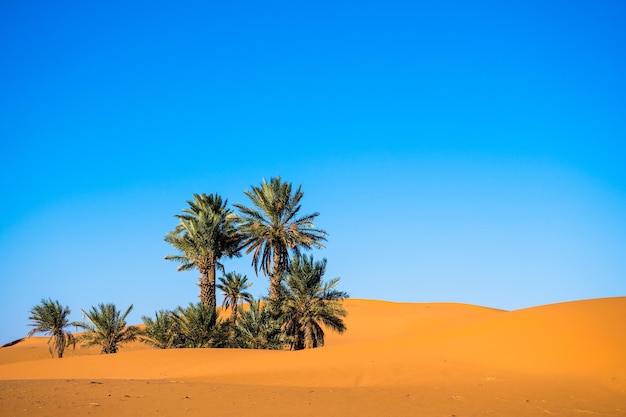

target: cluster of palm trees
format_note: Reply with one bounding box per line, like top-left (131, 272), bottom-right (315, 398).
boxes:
top-left (161, 176), bottom-right (348, 351)
top-left (26, 177), bottom-right (348, 358)
top-left (142, 254), bottom-right (347, 351)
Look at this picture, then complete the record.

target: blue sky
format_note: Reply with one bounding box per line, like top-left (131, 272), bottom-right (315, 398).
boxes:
top-left (1, 0), bottom-right (625, 343)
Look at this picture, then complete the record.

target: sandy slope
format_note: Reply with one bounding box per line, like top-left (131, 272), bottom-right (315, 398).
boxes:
top-left (1, 298), bottom-right (625, 416)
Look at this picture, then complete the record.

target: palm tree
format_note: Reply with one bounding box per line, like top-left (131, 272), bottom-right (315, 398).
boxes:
top-left (234, 177), bottom-right (327, 301)
top-left (141, 310), bottom-right (184, 349)
top-left (170, 302), bottom-right (228, 348)
top-left (217, 272), bottom-right (253, 325)
top-left (279, 255), bottom-right (348, 350)
top-left (165, 193), bottom-right (242, 309)
top-left (234, 299), bottom-right (284, 350)
top-left (76, 303), bottom-right (139, 354)
top-left (27, 298), bottom-right (75, 358)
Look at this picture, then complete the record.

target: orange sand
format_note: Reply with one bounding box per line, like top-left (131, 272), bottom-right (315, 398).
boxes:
top-left (1, 298), bottom-right (625, 416)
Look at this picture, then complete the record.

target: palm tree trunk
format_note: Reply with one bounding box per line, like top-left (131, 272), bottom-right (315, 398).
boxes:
top-left (304, 325), bottom-right (313, 350)
top-left (198, 263), bottom-right (217, 309)
top-left (56, 333), bottom-right (65, 358)
top-left (232, 305), bottom-right (238, 326)
top-left (269, 251), bottom-right (284, 301)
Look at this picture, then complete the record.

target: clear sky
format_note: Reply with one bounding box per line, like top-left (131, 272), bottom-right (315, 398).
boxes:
top-left (1, 0), bottom-right (625, 344)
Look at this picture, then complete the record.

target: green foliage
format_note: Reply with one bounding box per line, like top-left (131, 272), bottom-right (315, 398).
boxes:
top-left (170, 302), bottom-right (229, 348)
top-left (217, 272), bottom-right (253, 325)
top-left (233, 299), bottom-right (285, 350)
top-left (77, 303), bottom-right (140, 354)
top-left (234, 177), bottom-right (327, 300)
top-left (165, 193), bottom-right (242, 309)
top-left (27, 298), bottom-right (75, 358)
top-left (140, 304), bottom-right (227, 349)
top-left (141, 310), bottom-right (184, 349)
top-left (278, 255), bottom-right (348, 350)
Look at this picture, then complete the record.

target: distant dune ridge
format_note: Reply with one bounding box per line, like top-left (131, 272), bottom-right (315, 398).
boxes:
top-left (1, 297), bottom-right (625, 416)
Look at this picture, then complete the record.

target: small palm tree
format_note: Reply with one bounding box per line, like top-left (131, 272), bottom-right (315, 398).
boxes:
top-left (234, 299), bottom-right (284, 350)
top-left (170, 302), bottom-right (228, 348)
top-left (27, 298), bottom-right (75, 358)
top-left (234, 177), bottom-right (327, 301)
top-left (165, 193), bottom-right (242, 309)
top-left (279, 255), bottom-right (348, 350)
top-left (217, 272), bottom-right (253, 325)
top-left (77, 303), bottom-right (140, 354)
top-left (141, 310), bottom-right (184, 349)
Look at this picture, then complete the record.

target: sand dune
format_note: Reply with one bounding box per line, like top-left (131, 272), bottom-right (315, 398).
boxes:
top-left (1, 297), bottom-right (625, 416)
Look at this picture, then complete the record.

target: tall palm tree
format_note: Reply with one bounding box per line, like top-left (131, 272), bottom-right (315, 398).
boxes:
top-left (76, 303), bottom-right (139, 354)
top-left (165, 193), bottom-right (242, 309)
top-left (27, 298), bottom-right (75, 358)
top-left (234, 177), bottom-right (327, 301)
top-left (217, 272), bottom-right (253, 325)
top-left (279, 255), bottom-right (348, 350)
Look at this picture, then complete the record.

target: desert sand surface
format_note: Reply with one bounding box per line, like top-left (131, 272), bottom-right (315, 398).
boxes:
top-left (1, 297), bottom-right (625, 416)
